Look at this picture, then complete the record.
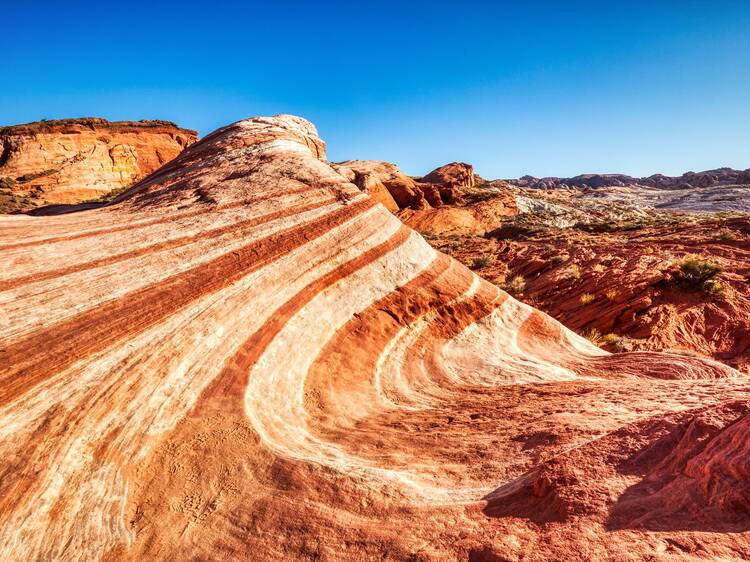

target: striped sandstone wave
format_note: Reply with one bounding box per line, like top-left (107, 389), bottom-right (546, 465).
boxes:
top-left (1, 115), bottom-right (748, 561)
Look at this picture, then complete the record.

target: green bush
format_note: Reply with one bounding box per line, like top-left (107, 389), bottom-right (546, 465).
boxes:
top-left (674, 257), bottom-right (722, 293)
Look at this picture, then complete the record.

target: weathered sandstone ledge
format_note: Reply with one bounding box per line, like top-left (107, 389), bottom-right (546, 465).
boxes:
top-left (0, 117), bottom-right (197, 211)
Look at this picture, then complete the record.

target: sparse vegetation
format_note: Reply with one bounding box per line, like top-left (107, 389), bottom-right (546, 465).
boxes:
top-left (0, 190), bottom-right (38, 213)
top-left (584, 328), bottom-right (602, 344)
top-left (602, 333), bottom-right (634, 352)
top-left (673, 257), bottom-right (723, 294)
top-left (551, 254), bottom-right (568, 265)
top-left (703, 279), bottom-right (725, 296)
top-left (470, 256), bottom-right (492, 270)
top-left (718, 228), bottom-right (738, 241)
top-left (579, 293), bottom-right (595, 305)
top-left (503, 275), bottom-right (526, 294)
top-left (564, 264), bottom-right (581, 280)
top-left (605, 289), bottom-right (618, 301)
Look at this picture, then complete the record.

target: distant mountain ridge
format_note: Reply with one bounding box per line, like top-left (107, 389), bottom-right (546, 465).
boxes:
top-left (508, 167), bottom-right (750, 189)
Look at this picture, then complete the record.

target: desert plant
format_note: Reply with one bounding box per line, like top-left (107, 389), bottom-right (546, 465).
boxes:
top-left (605, 289), bottom-right (618, 301)
top-left (471, 256), bottom-right (492, 269)
top-left (503, 275), bottom-right (526, 294)
top-left (591, 264), bottom-right (605, 273)
top-left (0, 177), bottom-right (16, 190)
top-left (718, 228), bottom-right (738, 241)
top-left (673, 257), bottom-right (722, 293)
top-left (579, 293), bottom-right (595, 305)
top-left (602, 333), bottom-right (634, 352)
top-left (703, 279), bottom-right (725, 296)
top-left (583, 327), bottom-right (602, 344)
top-left (564, 264), bottom-right (581, 280)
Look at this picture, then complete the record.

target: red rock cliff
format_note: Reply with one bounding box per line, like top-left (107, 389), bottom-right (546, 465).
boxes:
top-left (0, 118), bottom-right (197, 211)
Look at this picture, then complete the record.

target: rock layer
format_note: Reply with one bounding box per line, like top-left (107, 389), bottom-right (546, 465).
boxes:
top-left (0, 118), bottom-right (197, 211)
top-left (1, 115), bottom-right (749, 561)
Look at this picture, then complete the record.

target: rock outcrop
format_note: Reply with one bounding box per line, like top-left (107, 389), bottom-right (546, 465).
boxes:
top-left (1, 115), bottom-right (749, 561)
top-left (420, 161), bottom-right (475, 188)
top-left (0, 118), bottom-right (197, 211)
top-left (336, 159), bottom-right (517, 236)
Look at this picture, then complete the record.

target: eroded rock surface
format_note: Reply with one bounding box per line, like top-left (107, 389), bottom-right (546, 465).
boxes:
top-left (336, 159), bottom-right (518, 236)
top-left (0, 117), bottom-right (197, 211)
top-left (1, 115), bottom-right (749, 561)
top-left (434, 204), bottom-right (750, 373)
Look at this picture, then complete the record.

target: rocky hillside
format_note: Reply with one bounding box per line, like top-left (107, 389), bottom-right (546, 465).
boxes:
top-left (428, 190), bottom-right (750, 372)
top-left (510, 167), bottom-right (750, 190)
top-left (1, 115), bottom-right (748, 560)
top-left (0, 117), bottom-right (197, 212)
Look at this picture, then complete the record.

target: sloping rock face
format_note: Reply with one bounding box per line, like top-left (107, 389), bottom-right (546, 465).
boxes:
top-left (331, 160), bottom-right (401, 211)
top-left (1, 115), bottom-right (749, 561)
top-left (0, 118), bottom-right (197, 211)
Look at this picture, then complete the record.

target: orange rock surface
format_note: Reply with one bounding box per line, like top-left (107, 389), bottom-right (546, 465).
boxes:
top-left (1, 115), bottom-right (749, 560)
top-left (0, 118), bottom-right (197, 211)
top-left (441, 216), bottom-right (750, 373)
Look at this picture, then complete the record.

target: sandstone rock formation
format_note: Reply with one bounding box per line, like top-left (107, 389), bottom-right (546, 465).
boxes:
top-left (0, 118), bottom-right (197, 211)
top-left (332, 160), bottom-right (405, 211)
top-left (336, 159), bottom-right (517, 236)
top-left (420, 161), bottom-right (476, 189)
top-left (1, 115), bottom-right (749, 561)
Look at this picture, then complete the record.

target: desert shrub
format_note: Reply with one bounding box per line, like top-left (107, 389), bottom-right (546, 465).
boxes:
top-left (440, 241), bottom-right (460, 255)
top-left (673, 257), bottom-right (722, 293)
top-left (503, 275), bottom-right (526, 294)
top-left (564, 264), bottom-right (581, 280)
top-left (591, 263), bottom-right (605, 273)
top-left (551, 254), bottom-right (568, 265)
top-left (583, 328), bottom-right (602, 344)
top-left (718, 228), bottom-right (738, 241)
top-left (703, 279), bottom-right (725, 296)
top-left (0, 177), bottom-right (16, 190)
top-left (579, 293), bottom-right (595, 305)
top-left (605, 289), bottom-right (618, 301)
top-left (602, 333), bottom-right (633, 352)
top-left (471, 256), bottom-right (492, 269)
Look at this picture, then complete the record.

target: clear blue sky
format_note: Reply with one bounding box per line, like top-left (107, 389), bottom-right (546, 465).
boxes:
top-left (4, 1), bottom-right (750, 178)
